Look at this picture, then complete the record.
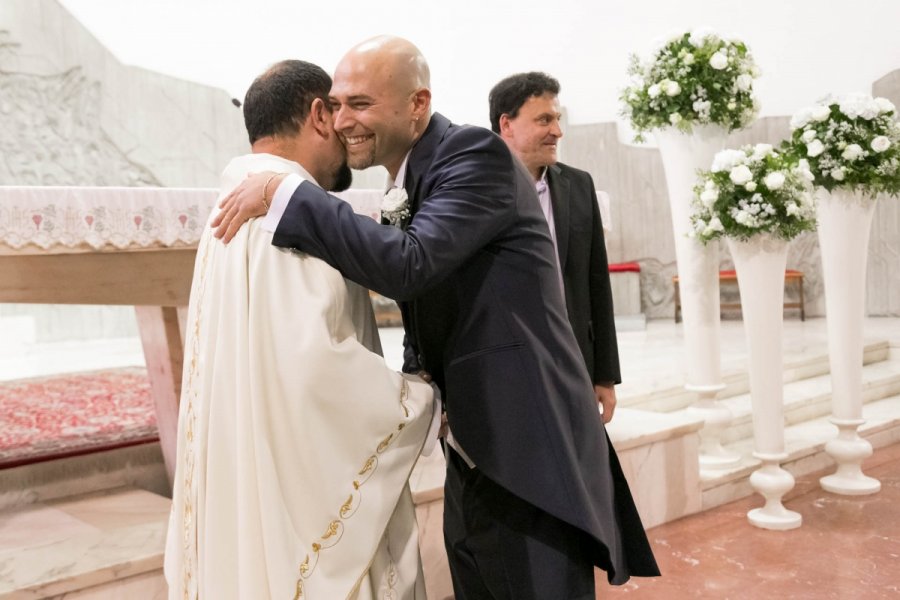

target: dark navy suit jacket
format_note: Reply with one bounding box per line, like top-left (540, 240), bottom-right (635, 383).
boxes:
top-left (271, 113), bottom-right (658, 582)
top-left (547, 162), bottom-right (622, 385)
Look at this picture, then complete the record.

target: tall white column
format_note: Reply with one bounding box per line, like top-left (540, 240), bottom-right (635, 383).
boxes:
top-left (728, 234), bottom-right (802, 530)
top-left (656, 126), bottom-right (738, 469)
top-left (817, 189), bottom-right (881, 495)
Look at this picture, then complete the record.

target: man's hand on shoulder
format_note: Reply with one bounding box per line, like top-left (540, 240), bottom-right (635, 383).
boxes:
top-left (595, 383), bottom-right (617, 424)
top-left (212, 171), bottom-right (286, 243)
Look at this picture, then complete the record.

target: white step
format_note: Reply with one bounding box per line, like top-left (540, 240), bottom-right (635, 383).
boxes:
top-left (0, 487), bottom-right (169, 599)
top-left (700, 394), bottom-right (900, 509)
top-left (692, 357), bottom-right (900, 445)
top-left (619, 340), bottom-right (890, 413)
top-left (0, 443), bottom-right (168, 511)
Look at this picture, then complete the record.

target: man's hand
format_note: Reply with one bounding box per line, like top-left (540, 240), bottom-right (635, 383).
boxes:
top-left (211, 171), bottom-right (285, 243)
top-left (417, 370), bottom-right (450, 437)
top-left (438, 412), bottom-right (449, 439)
top-left (595, 383), bottom-right (617, 424)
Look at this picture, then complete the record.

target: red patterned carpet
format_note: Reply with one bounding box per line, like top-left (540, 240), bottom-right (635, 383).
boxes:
top-left (0, 368), bottom-right (158, 469)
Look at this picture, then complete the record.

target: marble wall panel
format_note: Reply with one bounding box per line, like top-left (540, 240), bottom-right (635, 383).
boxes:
top-left (0, 0), bottom-right (248, 189)
top-left (2, 0), bottom-right (897, 321)
top-left (870, 71), bottom-right (900, 317)
top-left (0, 0), bottom-right (249, 340)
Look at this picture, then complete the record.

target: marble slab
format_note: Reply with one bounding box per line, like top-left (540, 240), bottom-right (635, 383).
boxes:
top-left (616, 320), bottom-right (893, 412)
top-left (697, 357), bottom-right (900, 445)
top-left (606, 407), bottom-right (704, 452)
top-left (616, 432), bottom-right (703, 528)
top-left (700, 394), bottom-right (900, 509)
top-left (0, 444), bottom-right (169, 511)
top-left (0, 487), bottom-right (170, 599)
top-left (49, 570), bottom-right (167, 600)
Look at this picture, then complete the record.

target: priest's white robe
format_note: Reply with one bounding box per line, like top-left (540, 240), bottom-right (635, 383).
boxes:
top-left (164, 154), bottom-right (433, 600)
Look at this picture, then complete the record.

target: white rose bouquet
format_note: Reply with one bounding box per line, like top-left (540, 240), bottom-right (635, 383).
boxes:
top-left (689, 143), bottom-right (816, 243)
top-left (620, 28), bottom-right (761, 141)
top-left (789, 93), bottom-right (900, 196)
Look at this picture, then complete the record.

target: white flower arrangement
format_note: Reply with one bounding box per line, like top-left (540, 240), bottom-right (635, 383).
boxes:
top-left (789, 93), bottom-right (900, 196)
top-left (690, 143), bottom-right (817, 243)
top-left (381, 187), bottom-right (410, 228)
top-left (620, 28), bottom-right (761, 141)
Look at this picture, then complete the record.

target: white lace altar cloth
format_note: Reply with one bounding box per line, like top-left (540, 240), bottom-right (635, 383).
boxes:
top-left (0, 186), bottom-right (384, 254)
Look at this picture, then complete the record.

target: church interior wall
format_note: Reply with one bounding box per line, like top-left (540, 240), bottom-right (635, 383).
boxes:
top-left (2, 0), bottom-right (898, 339)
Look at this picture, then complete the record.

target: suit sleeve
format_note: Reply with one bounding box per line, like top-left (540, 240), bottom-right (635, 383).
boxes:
top-left (587, 182), bottom-right (622, 384)
top-left (271, 128), bottom-right (516, 301)
top-left (401, 333), bottom-right (422, 374)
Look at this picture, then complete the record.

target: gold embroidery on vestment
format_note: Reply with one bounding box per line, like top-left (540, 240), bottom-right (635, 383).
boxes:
top-left (179, 230), bottom-right (214, 598)
top-left (292, 379), bottom-right (414, 597)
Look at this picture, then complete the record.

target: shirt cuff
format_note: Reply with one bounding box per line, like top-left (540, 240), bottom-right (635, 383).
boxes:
top-left (445, 429), bottom-right (476, 468)
top-left (260, 173), bottom-right (305, 233)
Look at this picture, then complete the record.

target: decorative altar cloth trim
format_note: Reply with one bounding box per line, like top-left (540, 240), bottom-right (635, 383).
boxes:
top-left (0, 186), bottom-right (385, 252)
top-left (0, 186), bottom-right (219, 251)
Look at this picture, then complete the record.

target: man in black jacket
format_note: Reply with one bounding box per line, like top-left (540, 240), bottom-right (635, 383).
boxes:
top-left (214, 37), bottom-right (658, 600)
top-left (490, 71), bottom-right (621, 424)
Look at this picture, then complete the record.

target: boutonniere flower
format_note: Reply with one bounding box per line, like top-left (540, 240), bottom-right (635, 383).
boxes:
top-left (381, 188), bottom-right (410, 228)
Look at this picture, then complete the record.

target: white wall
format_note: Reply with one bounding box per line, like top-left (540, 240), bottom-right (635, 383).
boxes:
top-left (58, 0), bottom-right (900, 127)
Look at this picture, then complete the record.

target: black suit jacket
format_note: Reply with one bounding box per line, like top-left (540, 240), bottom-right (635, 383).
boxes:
top-left (271, 113), bottom-right (658, 582)
top-left (547, 162), bottom-right (622, 385)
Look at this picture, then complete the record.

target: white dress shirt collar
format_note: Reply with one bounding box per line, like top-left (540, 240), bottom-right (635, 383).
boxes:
top-left (386, 151), bottom-right (412, 192)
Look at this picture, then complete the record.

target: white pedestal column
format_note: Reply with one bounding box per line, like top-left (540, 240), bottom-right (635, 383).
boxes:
top-left (816, 189), bottom-right (881, 495)
top-left (656, 126), bottom-right (738, 469)
top-left (727, 235), bottom-right (802, 530)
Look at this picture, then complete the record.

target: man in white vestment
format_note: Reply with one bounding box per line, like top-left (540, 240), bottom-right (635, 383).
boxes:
top-left (164, 60), bottom-right (435, 600)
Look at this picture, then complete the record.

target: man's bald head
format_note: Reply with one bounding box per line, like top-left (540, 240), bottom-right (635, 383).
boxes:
top-left (342, 35), bottom-right (431, 93)
top-left (329, 36), bottom-right (433, 178)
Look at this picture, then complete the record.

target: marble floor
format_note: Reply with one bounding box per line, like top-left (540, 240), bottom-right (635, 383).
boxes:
top-left (1, 316), bottom-right (898, 598)
top-left (3, 316), bottom-right (899, 392)
top-left (356, 316), bottom-right (900, 401)
top-left (0, 487), bottom-right (169, 598)
top-left (597, 442), bottom-right (900, 600)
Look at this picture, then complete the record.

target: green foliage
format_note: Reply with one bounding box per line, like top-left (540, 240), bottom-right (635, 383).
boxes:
top-left (620, 30), bottom-right (760, 141)
top-left (786, 95), bottom-right (900, 197)
top-left (690, 143), bottom-right (817, 243)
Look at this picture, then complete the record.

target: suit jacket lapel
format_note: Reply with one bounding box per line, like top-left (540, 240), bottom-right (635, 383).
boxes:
top-left (405, 112), bottom-right (452, 212)
top-left (548, 164), bottom-right (570, 269)
top-left (399, 113), bottom-right (452, 358)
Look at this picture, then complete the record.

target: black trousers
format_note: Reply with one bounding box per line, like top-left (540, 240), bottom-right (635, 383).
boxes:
top-left (443, 448), bottom-right (595, 600)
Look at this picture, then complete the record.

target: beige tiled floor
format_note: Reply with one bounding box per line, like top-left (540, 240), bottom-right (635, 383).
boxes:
top-left (597, 443), bottom-right (900, 599)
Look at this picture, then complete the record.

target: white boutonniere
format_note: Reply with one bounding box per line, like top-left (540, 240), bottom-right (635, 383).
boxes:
top-left (381, 187), bottom-right (410, 228)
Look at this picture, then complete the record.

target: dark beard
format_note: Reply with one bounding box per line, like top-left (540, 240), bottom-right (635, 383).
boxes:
top-left (328, 161), bottom-right (353, 192)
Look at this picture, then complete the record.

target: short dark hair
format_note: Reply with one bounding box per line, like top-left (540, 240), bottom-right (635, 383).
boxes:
top-left (243, 60), bottom-right (332, 145)
top-left (488, 72), bottom-right (560, 133)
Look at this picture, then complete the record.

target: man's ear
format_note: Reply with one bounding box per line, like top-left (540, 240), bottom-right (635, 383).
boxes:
top-left (411, 88), bottom-right (432, 121)
top-left (499, 114), bottom-right (513, 138)
top-left (309, 98), bottom-right (330, 137)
